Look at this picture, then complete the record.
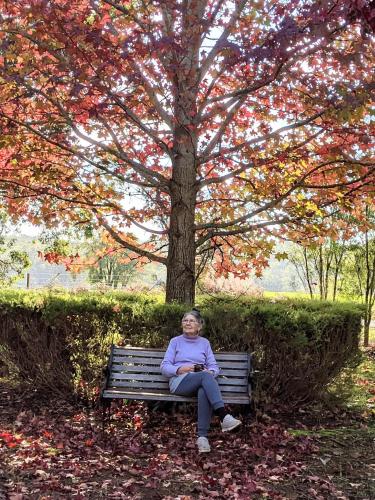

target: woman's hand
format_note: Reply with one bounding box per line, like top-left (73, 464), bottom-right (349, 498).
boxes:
top-left (204, 369), bottom-right (215, 375)
top-left (177, 365), bottom-right (194, 375)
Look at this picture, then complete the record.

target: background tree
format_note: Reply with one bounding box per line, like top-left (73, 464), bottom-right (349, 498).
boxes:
top-left (37, 227), bottom-right (141, 287)
top-left (86, 244), bottom-right (137, 288)
top-left (289, 238), bottom-right (350, 300)
top-left (0, 0), bottom-right (374, 304)
top-left (0, 210), bottom-right (30, 285)
top-left (341, 206), bottom-right (375, 346)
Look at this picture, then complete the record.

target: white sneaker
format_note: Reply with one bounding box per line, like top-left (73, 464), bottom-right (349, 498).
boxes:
top-left (221, 414), bottom-right (242, 432)
top-left (197, 436), bottom-right (211, 453)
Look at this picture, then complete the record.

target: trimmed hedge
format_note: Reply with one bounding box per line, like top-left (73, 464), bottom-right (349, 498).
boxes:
top-left (0, 289), bottom-right (364, 405)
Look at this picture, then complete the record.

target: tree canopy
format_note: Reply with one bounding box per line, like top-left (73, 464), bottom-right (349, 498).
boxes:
top-left (0, 0), bottom-right (374, 303)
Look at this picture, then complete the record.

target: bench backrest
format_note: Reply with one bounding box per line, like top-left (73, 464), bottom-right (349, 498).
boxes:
top-left (107, 346), bottom-right (251, 396)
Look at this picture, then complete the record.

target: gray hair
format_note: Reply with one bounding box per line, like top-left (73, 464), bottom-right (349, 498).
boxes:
top-left (182, 308), bottom-right (204, 330)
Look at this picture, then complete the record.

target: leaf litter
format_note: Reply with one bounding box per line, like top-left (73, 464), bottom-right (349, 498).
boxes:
top-left (0, 383), bottom-right (373, 500)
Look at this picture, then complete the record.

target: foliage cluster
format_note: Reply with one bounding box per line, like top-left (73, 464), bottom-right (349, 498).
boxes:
top-left (0, 290), bottom-right (363, 405)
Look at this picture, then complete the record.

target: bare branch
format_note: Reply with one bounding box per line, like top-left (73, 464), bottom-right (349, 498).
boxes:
top-left (199, 0), bottom-right (247, 82)
top-left (199, 128), bottom-right (323, 186)
top-left (196, 160), bottom-right (375, 233)
top-left (105, 201), bottom-right (168, 236)
top-left (94, 210), bottom-right (167, 265)
top-left (108, 90), bottom-right (174, 160)
top-left (129, 60), bottom-right (174, 129)
top-left (201, 95), bottom-right (247, 158)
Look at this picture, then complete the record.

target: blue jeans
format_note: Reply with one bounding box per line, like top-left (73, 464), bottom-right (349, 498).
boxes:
top-left (173, 371), bottom-right (224, 437)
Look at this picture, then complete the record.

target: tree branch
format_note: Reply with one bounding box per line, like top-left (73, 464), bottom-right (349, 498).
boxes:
top-left (129, 59), bottom-right (174, 129)
top-left (94, 210), bottom-right (167, 265)
top-left (201, 95), bottom-right (247, 158)
top-left (199, 0), bottom-right (247, 82)
top-left (196, 160), bottom-right (374, 233)
top-left (199, 128), bottom-right (323, 186)
top-left (200, 110), bottom-right (325, 167)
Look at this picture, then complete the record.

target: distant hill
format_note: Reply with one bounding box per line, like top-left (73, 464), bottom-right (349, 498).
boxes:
top-left (255, 254), bottom-right (303, 292)
top-left (10, 235), bottom-right (302, 292)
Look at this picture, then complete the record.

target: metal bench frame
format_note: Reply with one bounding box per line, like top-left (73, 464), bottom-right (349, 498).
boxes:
top-left (101, 346), bottom-right (253, 429)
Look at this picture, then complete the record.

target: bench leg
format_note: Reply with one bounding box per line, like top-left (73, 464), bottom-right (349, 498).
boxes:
top-left (240, 403), bottom-right (253, 428)
top-left (101, 399), bottom-right (112, 433)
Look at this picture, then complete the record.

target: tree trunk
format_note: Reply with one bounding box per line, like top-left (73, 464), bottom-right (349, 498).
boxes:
top-left (166, 162), bottom-right (197, 304)
top-left (332, 249), bottom-right (344, 301)
top-left (165, 88), bottom-right (198, 305)
top-left (166, 0), bottom-right (207, 306)
top-left (164, 1), bottom-right (202, 304)
top-left (363, 317), bottom-right (370, 347)
top-left (318, 247), bottom-right (324, 300)
top-left (303, 248), bottom-right (314, 298)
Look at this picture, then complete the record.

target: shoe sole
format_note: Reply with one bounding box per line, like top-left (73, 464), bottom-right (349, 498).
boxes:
top-left (198, 448), bottom-right (211, 453)
top-left (222, 421), bottom-right (242, 432)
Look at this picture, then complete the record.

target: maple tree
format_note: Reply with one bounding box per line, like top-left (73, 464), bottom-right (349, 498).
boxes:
top-left (0, 0), bottom-right (374, 304)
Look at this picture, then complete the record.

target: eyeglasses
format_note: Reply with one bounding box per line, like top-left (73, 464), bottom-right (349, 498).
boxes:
top-left (182, 319), bottom-right (199, 324)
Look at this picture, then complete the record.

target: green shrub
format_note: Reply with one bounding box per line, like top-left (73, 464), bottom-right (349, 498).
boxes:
top-left (0, 289), bottom-right (363, 405)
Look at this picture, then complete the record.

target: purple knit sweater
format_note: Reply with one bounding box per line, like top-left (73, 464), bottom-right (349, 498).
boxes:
top-left (160, 334), bottom-right (220, 379)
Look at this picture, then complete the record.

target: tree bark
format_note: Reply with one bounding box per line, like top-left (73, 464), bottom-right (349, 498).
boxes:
top-left (363, 315), bottom-right (370, 347)
top-left (303, 248), bottom-right (314, 298)
top-left (166, 167), bottom-right (197, 304)
top-left (166, 122), bottom-right (197, 304)
top-left (164, 0), bottom-right (202, 305)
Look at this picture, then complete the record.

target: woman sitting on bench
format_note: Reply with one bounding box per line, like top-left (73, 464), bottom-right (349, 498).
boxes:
top-left (160, 308), bottom-right (241, 453)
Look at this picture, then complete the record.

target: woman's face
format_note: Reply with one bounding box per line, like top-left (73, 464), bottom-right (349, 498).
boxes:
top-left (182, 314), bottom-right (201, 336)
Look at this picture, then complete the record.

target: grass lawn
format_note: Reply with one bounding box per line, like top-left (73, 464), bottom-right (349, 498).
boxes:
top-left (264, 290), bottom-right (313, 299)
top-left (368, 327), bottom-right (375, 345)
top-left (264, 290), bottom-right (373, 306)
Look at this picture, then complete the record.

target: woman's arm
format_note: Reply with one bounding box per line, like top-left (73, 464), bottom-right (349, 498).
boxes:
top-left (160, 338), bottom-right (194, 377)
top-left (205, 341), bottom-right (220, 377)
top-left (160, 339), bottom-right (179, 377)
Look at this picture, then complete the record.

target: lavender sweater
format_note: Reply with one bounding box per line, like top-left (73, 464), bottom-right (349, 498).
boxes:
top-left (160, 334), bottom-right (220, 393)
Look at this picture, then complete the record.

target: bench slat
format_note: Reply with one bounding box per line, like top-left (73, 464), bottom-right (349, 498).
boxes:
top-left (109, 381), bottom-right (169, 389)
top-left (113, 348), bottom-right (164, 356)
top-left (113, 349), bottom-right (248, 362)
top-left (109, 372), bottom-right (248, 384)
top-left (108, 380), bottom-right (248, 393)
top-left (221, 384), bottom-right (248, 391)
top-left (112, 356), bottom-right (162, 364)
top-left (113, 348), bottom-right (249, 361)
top-left (111, 365), bottom-right (162, 373)
top-left (111, 366), bottom-right (249, 377)
top-left (102, 389), bottom-right (250, 404)
top-left (112, 358), bottom-right (248, 370)
top-left (110, 373), bottom-right (170, 382)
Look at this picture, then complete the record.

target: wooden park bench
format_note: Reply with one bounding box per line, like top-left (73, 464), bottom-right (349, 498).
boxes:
top-left (101, 346), bottom-right (253, 429)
